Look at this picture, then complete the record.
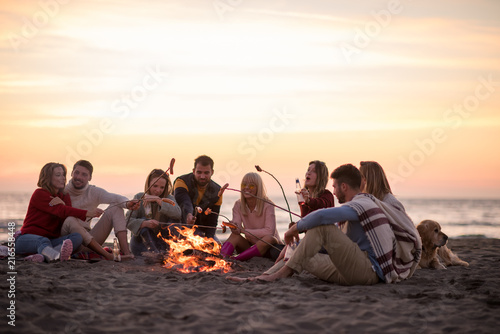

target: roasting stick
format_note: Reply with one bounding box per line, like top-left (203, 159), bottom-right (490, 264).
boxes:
top-left (158, 222), bottom-right (283, 253)
top-left (160, 207), bottom-right (283, 253)
top-left (101, 197), bottom-right (175, 212)
top-left (221, 220), bottom-right (282, 253)
top-left (85, 159), bottom-right (177, 224)
top-left (142, 158), bottom-right (176, 200)
top-left (255, 165), bottom-right (294, 225)
top-left (200, 207), bottom-right (283, 252)
top-left (218, 184), bottom-right (302, 219)
top-left (86, 198), bottom-right (174, 223)
top-left (124, 158), bottom-right (176, 225)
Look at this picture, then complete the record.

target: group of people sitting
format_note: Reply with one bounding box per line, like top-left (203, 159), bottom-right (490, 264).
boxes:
top-left (15, 155), bottom-right (422, 286)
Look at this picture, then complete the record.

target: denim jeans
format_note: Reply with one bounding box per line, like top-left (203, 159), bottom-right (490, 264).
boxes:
top-left (15, 233), bottom-right (83, 255)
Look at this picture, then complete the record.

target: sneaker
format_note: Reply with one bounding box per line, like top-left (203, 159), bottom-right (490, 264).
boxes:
top-left (0, 245), bottom-right (8, 258)
top-left (24, 254), bottom-right (45, 263)
top-left (60, 239), bottom-right (73, 261)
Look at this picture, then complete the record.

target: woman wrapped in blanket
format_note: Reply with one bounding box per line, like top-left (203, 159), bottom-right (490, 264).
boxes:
top-left (15, 162), bottom-right (101, 262)
top-left (220, 172), bottom-right (282, 261)
top-left (359, 161), bottom-right (405, 211)
top-left (126, 169), bottom-right (181, 256)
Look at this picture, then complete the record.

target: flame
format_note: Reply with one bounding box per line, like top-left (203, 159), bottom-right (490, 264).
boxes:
top-left (160, 226), bottom-right (232, 273)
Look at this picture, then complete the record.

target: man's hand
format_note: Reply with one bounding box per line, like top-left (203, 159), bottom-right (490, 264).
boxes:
top-left (186, 213), bottom-right (196, 225)
top-left (126, 200), bottom-right (141, 210)
top-left (87, 208), bottom-right (104, 218)
top-left (284, 223), bottom-right (300, 246)
top-left (275, 244), bottom-right (287, 263)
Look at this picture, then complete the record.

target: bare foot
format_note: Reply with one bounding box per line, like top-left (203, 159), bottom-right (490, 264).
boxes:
top-left (226, 276), bottom-right (250, 282)
top-left (247, 274), bottom-right (268, 281)
top-left (253, 266), bottom-right (294, 282)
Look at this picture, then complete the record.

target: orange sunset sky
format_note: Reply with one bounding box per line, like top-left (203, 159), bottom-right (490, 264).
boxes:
top-left (1, 0), bottom-right (500, 199)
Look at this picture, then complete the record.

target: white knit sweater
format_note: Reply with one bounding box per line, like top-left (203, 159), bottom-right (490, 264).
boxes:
top-left (65, 180), bottom-right (129, 212)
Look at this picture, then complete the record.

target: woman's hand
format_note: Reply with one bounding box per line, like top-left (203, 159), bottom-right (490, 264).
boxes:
top-left (300, 188), bottom-right (310, 204)
top-left (230, 222), bottom-right (241, 235)
top-left (49, 197), bottom-right (65, 207)
top-left (143, 194), bottom-right (162, 206)
top-left (141, 219), bottom-right (160, 229)
top-left (86, 208), bottom-right (104, 218)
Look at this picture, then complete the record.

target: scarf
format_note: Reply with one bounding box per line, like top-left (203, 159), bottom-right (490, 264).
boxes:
top-left (65, 180), bottom-right (88, 197)
top-left (345, 193), bottom-right (422, 283)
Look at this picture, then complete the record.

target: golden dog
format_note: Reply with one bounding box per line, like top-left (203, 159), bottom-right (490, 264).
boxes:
top-left (416, 219), bottom-right (469, 269)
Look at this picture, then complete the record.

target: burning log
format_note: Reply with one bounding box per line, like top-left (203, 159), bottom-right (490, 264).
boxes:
top-left (142, 249), bottom-right (231, 269)
top-left (183, 248), bottom-right (225, 260)
top-left (142, 251), bottom-right (167, 265)
top-left (158, 226), bottom-right (233, 273)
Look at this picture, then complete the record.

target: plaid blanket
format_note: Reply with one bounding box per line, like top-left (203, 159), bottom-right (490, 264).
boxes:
top-left (345, 193), bottom-right (422, 283)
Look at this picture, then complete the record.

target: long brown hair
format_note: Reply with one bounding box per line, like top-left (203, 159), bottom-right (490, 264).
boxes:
top-left (145, 169), bottom-right (172, 197)
top-left (308, 160), bottom-right (329, 199)
top-left (359, 161), bottom-right (392, 200)
top-left (38, 162), bottom-right (67, 196)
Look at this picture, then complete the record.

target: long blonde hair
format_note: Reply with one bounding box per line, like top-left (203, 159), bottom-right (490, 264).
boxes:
top-left (308, 160), bottom-right (329, 199)
top-left (239, 172), bottom-right (271, 216)
top-left (359, 161), bottom-right (392, 201)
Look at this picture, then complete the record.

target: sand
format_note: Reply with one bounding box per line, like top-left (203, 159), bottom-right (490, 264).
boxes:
top-left (1, 237), bottom-right (500, 334)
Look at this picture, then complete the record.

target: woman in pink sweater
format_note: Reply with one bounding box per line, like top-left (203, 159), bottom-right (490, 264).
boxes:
top-left (220, 172), bottom-right (282, 261)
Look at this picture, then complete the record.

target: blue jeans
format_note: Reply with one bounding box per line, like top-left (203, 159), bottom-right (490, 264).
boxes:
top-left (15, 233), bottom-right (83, 255)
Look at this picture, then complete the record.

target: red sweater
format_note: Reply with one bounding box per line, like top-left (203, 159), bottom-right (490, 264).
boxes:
top-left (21, 188), bottom-right (87, 238)
top-left (299, 189), bottom-right (335, 218)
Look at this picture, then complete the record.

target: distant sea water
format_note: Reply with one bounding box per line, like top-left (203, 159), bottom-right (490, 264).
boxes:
top-left (1, 192), bottom-right (499, 242)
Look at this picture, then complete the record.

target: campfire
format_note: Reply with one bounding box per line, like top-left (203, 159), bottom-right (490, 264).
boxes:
top-left (159, 226), bottom-right (232, 273)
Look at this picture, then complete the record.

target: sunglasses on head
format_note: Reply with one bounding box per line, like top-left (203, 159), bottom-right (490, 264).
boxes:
top-left (241, 182), bottom-right (256, 190)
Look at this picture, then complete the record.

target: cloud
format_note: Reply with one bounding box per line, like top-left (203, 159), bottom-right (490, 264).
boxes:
top-left (2, 117), bottom-right (89, 129)
top-left (241, 8), bottom-right (365, 25)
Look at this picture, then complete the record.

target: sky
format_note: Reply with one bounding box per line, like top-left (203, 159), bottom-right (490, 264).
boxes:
top-left (0, 0), bottom-right (499, 199)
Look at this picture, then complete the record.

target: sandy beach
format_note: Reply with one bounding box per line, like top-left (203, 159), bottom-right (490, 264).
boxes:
top-left (2, 237), bottom-right (499, 334)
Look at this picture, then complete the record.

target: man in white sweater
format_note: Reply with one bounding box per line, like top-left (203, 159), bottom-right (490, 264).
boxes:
top-left (61, 160), bottom-right (139, 260)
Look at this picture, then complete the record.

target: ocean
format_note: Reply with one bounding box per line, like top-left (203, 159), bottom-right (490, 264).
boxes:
top-left (1, 192), bottom-right (499, 242)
